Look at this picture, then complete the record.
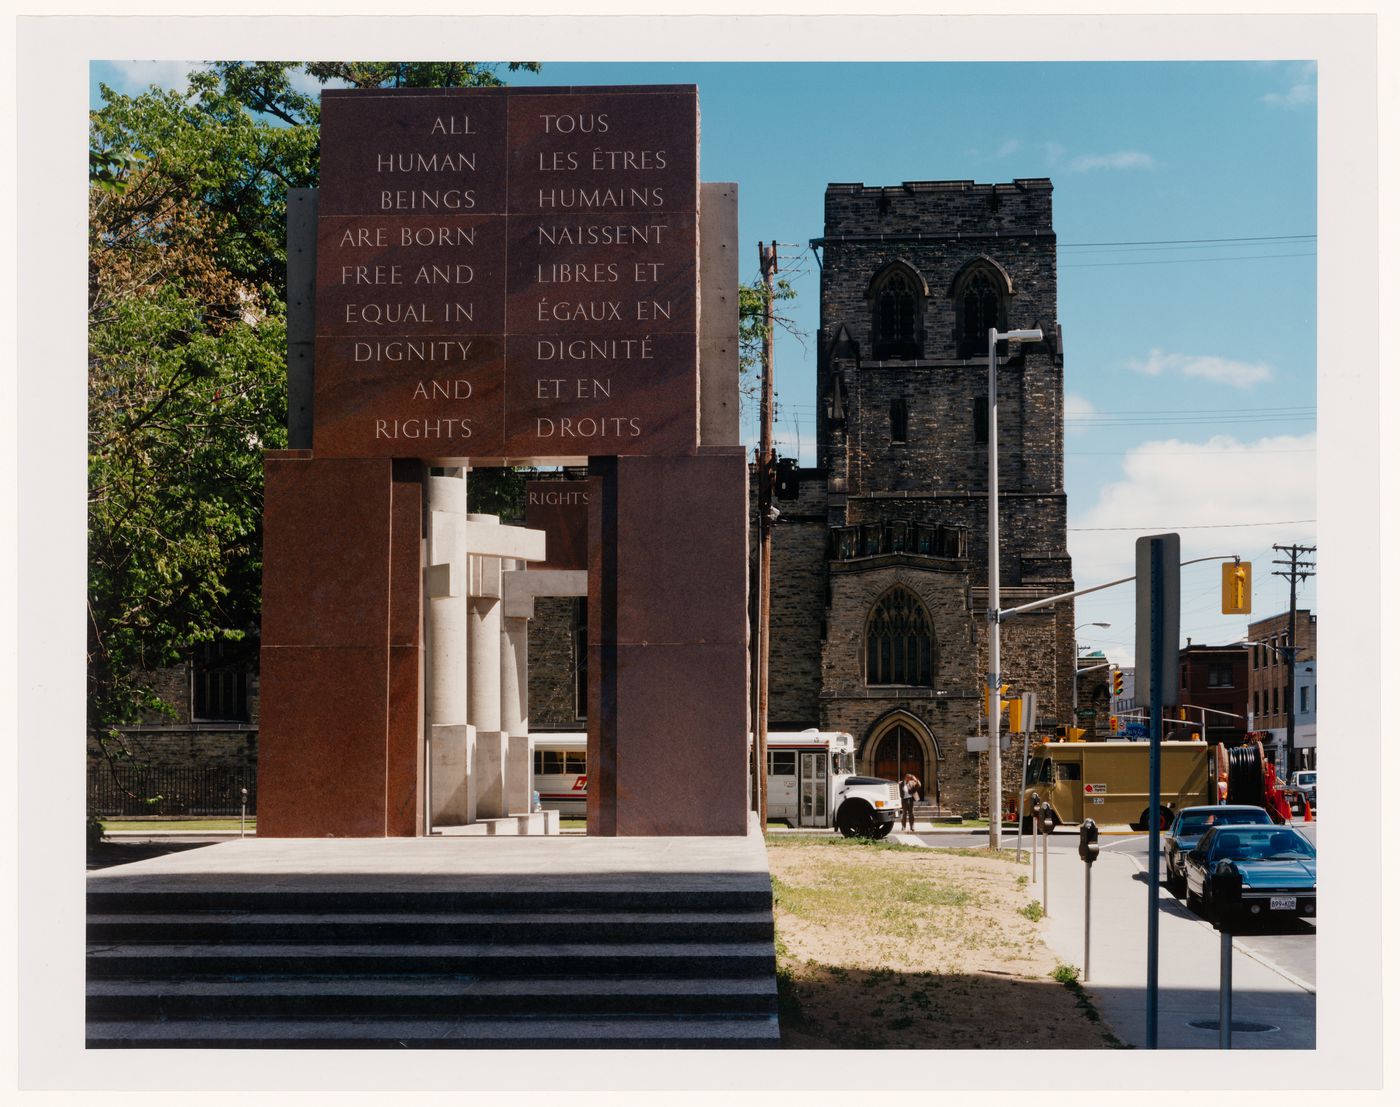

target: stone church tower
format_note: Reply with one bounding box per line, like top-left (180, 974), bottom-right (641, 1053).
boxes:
top-left (764, 178), bottom-right (1075, 816)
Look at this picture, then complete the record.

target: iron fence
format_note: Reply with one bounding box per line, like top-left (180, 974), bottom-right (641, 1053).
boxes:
top-left (88, 766), bottom-right (257, 817)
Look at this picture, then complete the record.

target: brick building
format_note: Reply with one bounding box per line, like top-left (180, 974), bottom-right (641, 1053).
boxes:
top-left (1247, 609), bottom-right (1317, 769)
top-left (87, 642), bottom-right (261, 814)
top-left (757, 179), bottom-right (1075, 817)
top-left (1175, 642), bottom-right (1249, 746)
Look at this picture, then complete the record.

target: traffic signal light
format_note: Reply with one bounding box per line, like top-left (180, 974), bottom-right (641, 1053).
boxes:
top-left (1112, 668), bottom-right (1124, 696)
top-left (983, 682), bottom-right (1010, 720)
top-left (1109, 715), bottom-right (1120, 734)
top-left (1222, 560), bottom-right (1252, 615)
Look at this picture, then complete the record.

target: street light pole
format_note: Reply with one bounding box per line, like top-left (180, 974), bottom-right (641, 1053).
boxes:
top-left (986, 325), bottom-right (1042, 851)
top-left (1073, 622), bottom-right (1111, 715)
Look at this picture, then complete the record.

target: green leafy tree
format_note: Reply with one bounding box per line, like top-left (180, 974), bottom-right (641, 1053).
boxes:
top-left (86, 61), bottom-right (539, 803)
top-left (738, 274), bottom-right (803, 415)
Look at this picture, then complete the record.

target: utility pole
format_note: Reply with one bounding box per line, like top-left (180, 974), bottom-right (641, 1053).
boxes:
top-left (1272, 544), bottom-right (1315, 778)
top-left (755, 241), bottom-right (777, 822)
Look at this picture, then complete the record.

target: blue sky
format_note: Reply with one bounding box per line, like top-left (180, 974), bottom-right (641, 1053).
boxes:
top-left (90, 58), bottom-right (1319, 668)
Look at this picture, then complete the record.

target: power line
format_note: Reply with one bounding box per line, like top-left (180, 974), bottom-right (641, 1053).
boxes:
top-left (1061, 251), bottom-right (1314, 269)
top-left (1059, 233), bottom-right (1315, 248)
top-left (1069, 519), bottom-right (1315, 532)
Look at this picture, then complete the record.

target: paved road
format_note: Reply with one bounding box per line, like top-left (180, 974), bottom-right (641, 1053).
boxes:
top-left (898, 824), bottom-right (1316, 991)
top-left (1100, 823), bottom-right (1316, 991)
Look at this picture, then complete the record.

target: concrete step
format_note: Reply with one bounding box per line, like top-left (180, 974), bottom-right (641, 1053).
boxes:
top-left (87, 886), bottom-right (772, 915)
top-left (87, 975), bottom-right (778, 1019)
top-left (86, 1013), bottom-right (781, 1049)
top-left (86, 940), bottom-right (778, 979)
top-left (86, 909), bottom-right (774, 944)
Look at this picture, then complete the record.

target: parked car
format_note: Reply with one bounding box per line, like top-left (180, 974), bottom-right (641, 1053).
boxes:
top-left (1182, 824), bottom-right (1317, 924)
top-left (1289, 770), bottom-right (1317, 812)
top-left (1162, 805), bottom-right (1273, 895)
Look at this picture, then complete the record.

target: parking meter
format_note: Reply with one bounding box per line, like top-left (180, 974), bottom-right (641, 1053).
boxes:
top-left (1078, 819), bottom-right (1100, 864)
top-left (1211, 861), bottom-right (1242, 923)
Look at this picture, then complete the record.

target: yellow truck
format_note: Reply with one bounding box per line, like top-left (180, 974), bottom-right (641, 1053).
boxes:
top-left (1021, 740), bottom-right (1216, 832)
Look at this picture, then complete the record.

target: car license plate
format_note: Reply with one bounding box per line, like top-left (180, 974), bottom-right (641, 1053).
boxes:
top-left (1269, 896), bottom-right (1297, 911)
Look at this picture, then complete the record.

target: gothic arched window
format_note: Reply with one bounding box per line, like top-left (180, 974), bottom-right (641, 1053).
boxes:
top-left (950, 259), bottom-right (1012, 358)
top-left (870, 265), bottom-right (924, 360)
top-left (865, 586), bottom-right (935, 686)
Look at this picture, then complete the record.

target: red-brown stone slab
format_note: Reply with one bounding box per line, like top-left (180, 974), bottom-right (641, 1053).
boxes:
top-left (257, 645), bottom-right (391, 837)
top-left (385, 643), bottom-right (424, 836)
top-left (523, 480), bottom-right (591, 571)
top-left (584, 452), bottom-right (749, 836)
top-left (318, 90), bottom-right (509, 216)
top-left (505, 89), bottom-right (697, 216)
top-left (387, 460), bottom-right (425, 647)
top-left (312, 336), bottom-right (506, 459)
top-left (501, 332), bottom-right (697, 457)
top-left (612, 451), bottom-right (747, 644)
top-left (315, 214), bottom-right (507, 339)
top-left (260, 455), bottom-right (393, 648)
top-left (506, 213), bottom-right (696, 336)
top-left (610, 641), bottom-right (749, 836)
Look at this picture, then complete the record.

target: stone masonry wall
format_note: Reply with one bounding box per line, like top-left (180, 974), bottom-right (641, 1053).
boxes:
top-left (528, 594), bottom-right (581, 730)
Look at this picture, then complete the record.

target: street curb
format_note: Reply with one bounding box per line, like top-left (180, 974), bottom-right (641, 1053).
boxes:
top-left (1114, 842), bottom-right (1317, 995)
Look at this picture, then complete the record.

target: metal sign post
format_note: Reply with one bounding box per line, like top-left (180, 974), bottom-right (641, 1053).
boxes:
top-left (1030, 793), bottom-right (1040, 883)
top-left (1042, 815), bottom-right (1050, 915)
top-left (1136, 533), bottom-right (1180, 1051)
top-left (1220, 927), bottom-right (1234, 1049)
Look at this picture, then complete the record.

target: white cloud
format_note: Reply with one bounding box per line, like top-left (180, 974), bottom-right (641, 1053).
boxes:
top-left (1261, 61), bottom-right (1317, 109)
top-left (1039, 141), bottom-right (1066, 165)
top-left (1068, 434), bottom-right (1317, 663)
top-left (103, 60), bottom-right (202, 92)
top-left (1064, 393), bottom-right (1096, 436)
top-left (1067, 150), bottom-right (1157, 173)
top-left (1126, 348), bottom-right (1274, 389)
top-left (996, 138), bottom-right (1022, 158)
top-left (1262, 82), bottom-right (1316, 109)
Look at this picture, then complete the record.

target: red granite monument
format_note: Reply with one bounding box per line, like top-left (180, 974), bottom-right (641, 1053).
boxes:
top-left (258, 86), bottom-right (748, 837)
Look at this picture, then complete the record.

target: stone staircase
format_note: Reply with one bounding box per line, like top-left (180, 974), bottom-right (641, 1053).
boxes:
top-left (87, 877), bottom-right (779, 1048)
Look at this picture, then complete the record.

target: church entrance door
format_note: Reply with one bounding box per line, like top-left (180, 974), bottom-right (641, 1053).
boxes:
top-left (871, 723), bottom-right (925, 786)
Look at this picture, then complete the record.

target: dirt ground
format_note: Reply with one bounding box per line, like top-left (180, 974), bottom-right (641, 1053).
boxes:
top-left (766, 836), bottom-right (1125, 1049)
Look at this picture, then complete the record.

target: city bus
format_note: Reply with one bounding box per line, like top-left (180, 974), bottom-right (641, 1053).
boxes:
top-left (532, 729), bottom-right (899, 836)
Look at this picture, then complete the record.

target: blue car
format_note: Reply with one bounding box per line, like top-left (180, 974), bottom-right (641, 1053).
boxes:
top-left (1163, 805), bottom-right (1274, 896)
top-left (1183, 824), bottom-right (1317, 923)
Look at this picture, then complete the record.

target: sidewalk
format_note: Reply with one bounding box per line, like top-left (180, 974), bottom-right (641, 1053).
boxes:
top-left (945, 839), bottom-right (1315, 1049)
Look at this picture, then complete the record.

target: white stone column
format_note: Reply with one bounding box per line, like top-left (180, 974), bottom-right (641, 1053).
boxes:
top-left (467, 514), bottom-right (507, 818)
top-left (501, 564), bottom-right (531, 814)
top-left (426, 469), bottom-right (474, 826)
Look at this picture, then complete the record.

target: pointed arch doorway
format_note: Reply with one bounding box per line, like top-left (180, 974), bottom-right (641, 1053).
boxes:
top-left (867, 714), bottom-right (938, 799)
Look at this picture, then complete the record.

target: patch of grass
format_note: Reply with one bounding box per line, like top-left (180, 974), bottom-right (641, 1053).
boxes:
top-left (1016, 875), bottom-right (1029, 888)
top-left (1050, 964), bottom-right (1128, 1047)
top-left (1019, 900), bottom-right (1045, 922)
top-left (765, 833), bottom-right (931, 853)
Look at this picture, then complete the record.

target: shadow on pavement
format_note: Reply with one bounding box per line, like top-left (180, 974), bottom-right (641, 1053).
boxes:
top-left (87, 839), bottom-right (228, 871)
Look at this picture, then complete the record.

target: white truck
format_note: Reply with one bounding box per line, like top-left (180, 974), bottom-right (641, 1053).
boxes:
top-left (765, 730), bottom-right (901, 838)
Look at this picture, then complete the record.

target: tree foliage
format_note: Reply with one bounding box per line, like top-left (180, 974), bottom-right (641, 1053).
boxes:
top-left (738, 275), bottom-right (802, 406)
top-left (87, 61), bottom-right (539, 757)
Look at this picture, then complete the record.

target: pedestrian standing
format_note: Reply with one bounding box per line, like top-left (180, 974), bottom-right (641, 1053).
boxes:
top-left (900, 772), bottom-right (922, 831)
